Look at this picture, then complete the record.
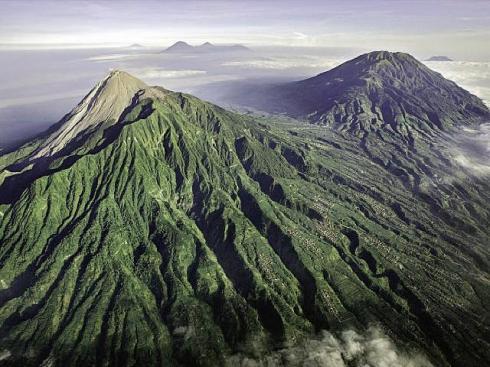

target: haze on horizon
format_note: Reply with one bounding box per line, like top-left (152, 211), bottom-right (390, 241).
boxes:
top-left (1, 0), bottom-right (490, 60)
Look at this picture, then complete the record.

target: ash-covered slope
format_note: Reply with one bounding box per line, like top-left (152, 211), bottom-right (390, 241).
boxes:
top-left (238, 51), bottom-right (488, 137)
top-left (0, 71), bottom-right (489, 367)
top-left (33, 70), bottom-right (147, 159)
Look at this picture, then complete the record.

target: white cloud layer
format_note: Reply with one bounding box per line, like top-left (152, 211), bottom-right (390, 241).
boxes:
top-left (222, 57), bottom-right (341, 71)
top-left (86, 53), bottom-right (140, 62)
top-left (227, 326), bottom-right (434, 367)
top-left (425, 61), bottom-right (490, 106)
top-left (130, 68), bottom-right (207, 79)
top-left (450, 123), bottom-right (490, 176)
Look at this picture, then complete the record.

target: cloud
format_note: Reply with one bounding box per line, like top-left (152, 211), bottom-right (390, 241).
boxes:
top-left (0, 350), bottom-right (11, 361)
top-left (222, 57), bottom-right (341, 71)
top-left (86, 53), bottom-right (140, 62)
top-left (293, 32), bottom-right (308, 40)
top-left (450, 123), bottom-right (490, 176)
top-left (0, 89), bottom-right (87, 109)
top-left (424, 61), bottom-right (490, 106)
top-left (129, 68), bottom-right (207, 79)
top-left (227, 326), bottom-right (434, 367)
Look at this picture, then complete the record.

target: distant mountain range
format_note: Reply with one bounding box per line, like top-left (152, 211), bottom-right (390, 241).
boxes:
top-left (0, 52), bottom-right (489, 367)
top-left (162, 41), bottom-right (251, 53)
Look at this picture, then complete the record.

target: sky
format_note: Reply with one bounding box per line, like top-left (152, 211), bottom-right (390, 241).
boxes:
top-left (0, 0), bottom-right (490, 60)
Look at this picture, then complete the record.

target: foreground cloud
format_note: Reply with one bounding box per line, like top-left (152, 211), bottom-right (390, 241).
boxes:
top-left (227, 326), bottom-right (434, 367)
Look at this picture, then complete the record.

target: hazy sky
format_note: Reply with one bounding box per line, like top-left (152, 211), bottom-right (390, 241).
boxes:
top-left (1, 0), bottom-right (489, 59)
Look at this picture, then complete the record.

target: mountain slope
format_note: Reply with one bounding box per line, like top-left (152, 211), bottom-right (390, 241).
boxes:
top-left (33, 70), bottom-right (147, 159)
top-left (0, 70), bottom-right (489, 367)
top-left (234, 51), bottom-right (488, 137)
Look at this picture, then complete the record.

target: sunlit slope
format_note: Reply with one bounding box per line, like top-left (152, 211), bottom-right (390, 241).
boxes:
top-left (0, 71), bottom-right (488, 367)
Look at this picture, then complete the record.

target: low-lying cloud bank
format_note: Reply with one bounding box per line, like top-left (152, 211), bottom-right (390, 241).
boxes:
top-left (129, 68), bottom-right (207, 79)
top-left (227, 326), bottom-right (433, 367)
top-left (222, 56), bottom-right (341, 71)
top-left (425, 61), bottom-right (490, 106)
top-left (451, 123), bottom-right (490, 176)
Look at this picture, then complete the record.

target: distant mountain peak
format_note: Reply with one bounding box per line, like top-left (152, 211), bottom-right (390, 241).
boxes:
top-left (172, 41), bottom-right (190, 46)
top-left (426, 55), bottom-right (453, 62)
top-left (164, 41), bottom-right (194, 52)
top-left (126, 43), bottom-right (144, 49)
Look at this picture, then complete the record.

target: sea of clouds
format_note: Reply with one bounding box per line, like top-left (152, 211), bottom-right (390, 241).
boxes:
top-left (425, 60), bottom-right (490, 107)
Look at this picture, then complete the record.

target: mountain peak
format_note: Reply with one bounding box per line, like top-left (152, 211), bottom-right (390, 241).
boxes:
top-left (106, 69), bottom-right (144, 84)
top-left (32, 70), bottom-right (147, 158)
top-left (357, 51), bottom-right (420, 63)
top-left (172, 41), bottom-right (190, 46)
top-left (345, 51), bottom-right (422, 73)
top-left (234, 51), bottom-right (488, 135)
top-left (303, 51), bottom-right (489, 129)
top-left (361, 50), bottom-right (413, 61)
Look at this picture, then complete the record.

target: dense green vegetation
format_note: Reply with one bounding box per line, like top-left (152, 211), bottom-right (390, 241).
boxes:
top-left (0, 52), bottom-right (489, 366)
